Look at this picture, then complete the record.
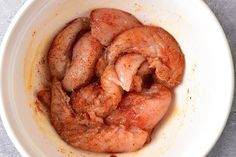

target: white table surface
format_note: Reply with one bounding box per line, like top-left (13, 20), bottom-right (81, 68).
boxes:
top-left (0, 0), bottom-right (236, 157)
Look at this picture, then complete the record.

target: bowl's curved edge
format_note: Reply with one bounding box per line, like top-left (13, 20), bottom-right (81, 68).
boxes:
top-left (0, 0), bottom-right (35, 157)
top-left (199, 1), bottom-right (235, 157)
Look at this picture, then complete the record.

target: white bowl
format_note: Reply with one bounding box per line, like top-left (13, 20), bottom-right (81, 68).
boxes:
top-left (0, 0), bottom-right (234, 157)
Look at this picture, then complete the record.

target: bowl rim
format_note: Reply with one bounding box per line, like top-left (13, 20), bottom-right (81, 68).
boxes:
top-left (0, 0), bottom-right (234, 157)
top-left (0, 1), bottom-right (35, 156)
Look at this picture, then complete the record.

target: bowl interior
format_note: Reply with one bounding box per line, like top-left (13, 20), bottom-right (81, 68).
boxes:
top-left (0, 0), bottom-right (233, 157)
